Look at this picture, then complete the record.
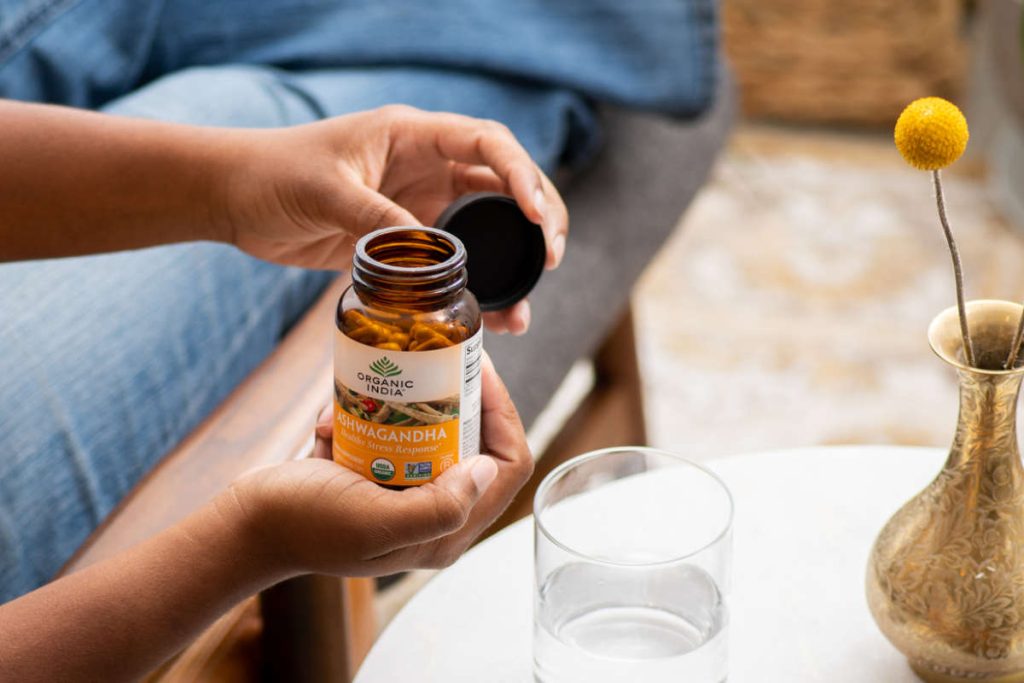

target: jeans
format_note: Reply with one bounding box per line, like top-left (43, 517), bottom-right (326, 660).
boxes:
top-left (0, 0), bottom-right (717, 601)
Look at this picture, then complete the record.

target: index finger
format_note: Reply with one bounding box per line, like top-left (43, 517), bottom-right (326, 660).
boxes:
top-left (402, 112), bottom-right (569, 269)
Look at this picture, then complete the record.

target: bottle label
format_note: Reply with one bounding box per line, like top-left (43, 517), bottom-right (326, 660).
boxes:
top-left (333, 327), bottom-right (482, 485)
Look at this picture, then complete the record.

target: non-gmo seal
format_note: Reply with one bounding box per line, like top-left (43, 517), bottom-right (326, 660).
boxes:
top-left (370, 458), bottom-right (396, 482)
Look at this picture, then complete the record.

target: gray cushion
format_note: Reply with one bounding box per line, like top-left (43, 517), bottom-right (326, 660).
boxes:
top-left (487, 71), bottom-right (736, 429)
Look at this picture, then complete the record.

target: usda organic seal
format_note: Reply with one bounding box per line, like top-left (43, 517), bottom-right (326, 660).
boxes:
top-left (370, 458), bottom-right (396, 482)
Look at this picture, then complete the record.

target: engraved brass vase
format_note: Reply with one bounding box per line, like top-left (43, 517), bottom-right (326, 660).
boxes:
top-left (868, 300), bottom-right (1024, 682)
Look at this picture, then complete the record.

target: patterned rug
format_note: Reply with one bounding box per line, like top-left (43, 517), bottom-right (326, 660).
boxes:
top-left (635, 126), bottom-right (1024, 459)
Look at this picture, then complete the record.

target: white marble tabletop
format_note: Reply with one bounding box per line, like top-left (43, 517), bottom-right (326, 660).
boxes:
top-left (355, 446), bottom-right (945, 682)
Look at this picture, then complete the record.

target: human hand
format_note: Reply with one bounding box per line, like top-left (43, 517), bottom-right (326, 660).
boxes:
top-left (219, 105), bottom-right (568, 335)
top-left (220, 354), bottom-right (533, 576)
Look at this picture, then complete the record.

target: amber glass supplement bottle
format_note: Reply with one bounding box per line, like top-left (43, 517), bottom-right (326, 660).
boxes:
top-left (334, 227), bottom-right (482, 487)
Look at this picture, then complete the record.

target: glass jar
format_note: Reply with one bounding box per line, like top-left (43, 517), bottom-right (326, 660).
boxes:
top-left (333, 227), bottom-right (482, 487)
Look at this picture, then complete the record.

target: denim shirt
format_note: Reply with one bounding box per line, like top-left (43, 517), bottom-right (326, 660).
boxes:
top-left (0, 0), bottom-right (718, 116)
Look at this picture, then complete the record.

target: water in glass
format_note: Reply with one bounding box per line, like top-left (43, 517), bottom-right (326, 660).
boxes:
top-left (534, 561), bottom-right (728, 683)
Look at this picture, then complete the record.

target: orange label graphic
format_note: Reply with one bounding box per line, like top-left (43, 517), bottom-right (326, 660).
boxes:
top-left (333, 328), bottom-right (482, 486)
top-left (333, 398), bottom-right (461, 485)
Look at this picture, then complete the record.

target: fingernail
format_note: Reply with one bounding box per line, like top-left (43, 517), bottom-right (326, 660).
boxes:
top-left (533, 188), bottom-right (547, 224)
top-left (470, 457), bottom-right (498, 494)
top-left (550, 234), bottom-right (566, 269)
top-left (317, 404), bottom-right (332, 422)
top-left (514, 302), bottom-right (531, 336)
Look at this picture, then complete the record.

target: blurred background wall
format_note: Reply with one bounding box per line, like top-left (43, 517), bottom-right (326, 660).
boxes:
top-left (723, 0), bottom-right (969, 127)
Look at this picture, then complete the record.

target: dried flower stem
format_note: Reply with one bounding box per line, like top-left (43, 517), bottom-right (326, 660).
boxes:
top-left (932, 169), bottom-right (976, 367)
top-left (1006, 309), bottom-right (1024, 369)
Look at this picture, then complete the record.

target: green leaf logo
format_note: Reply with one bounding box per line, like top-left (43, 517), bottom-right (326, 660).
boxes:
top-left (369, 357), bottom-right (402, 378)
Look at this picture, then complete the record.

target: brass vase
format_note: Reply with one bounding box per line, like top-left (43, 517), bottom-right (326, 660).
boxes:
top-left (867, 300), bottom-right (1024, 682)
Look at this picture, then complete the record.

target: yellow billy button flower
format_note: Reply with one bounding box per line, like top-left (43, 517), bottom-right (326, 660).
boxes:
top-left (894, 97), bottom-right (969, 170)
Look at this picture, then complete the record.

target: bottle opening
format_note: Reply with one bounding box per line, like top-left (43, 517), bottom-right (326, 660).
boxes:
top-left (352, 227), bottom-right (468, 302)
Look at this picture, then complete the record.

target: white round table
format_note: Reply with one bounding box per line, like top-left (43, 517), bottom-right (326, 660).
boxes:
top-left (355, 446), bottom-right (944, 682)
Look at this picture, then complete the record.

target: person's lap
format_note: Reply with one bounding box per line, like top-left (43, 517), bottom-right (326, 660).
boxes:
top-left (0, 57), bottom-right (597, 601)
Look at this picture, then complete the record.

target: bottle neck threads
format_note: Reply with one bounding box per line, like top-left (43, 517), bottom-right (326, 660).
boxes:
top-left (352, 227), bottom-right (468, 307)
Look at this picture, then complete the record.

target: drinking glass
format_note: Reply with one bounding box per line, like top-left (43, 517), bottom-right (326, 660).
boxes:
top-left (533, 447), bottom-right (733, 683)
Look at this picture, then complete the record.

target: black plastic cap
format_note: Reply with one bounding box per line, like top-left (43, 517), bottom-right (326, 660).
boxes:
top-left (435, 193), bottom-right (546, 312)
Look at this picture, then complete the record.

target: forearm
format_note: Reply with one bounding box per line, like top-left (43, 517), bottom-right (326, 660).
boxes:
top-left (0, 100), bottom-right (239, 261)
top-left (0, 495), bottom-right (288, 682)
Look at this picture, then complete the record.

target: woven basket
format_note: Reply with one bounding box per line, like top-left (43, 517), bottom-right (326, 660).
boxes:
top-left (723, 0), bottom-right (969, 127)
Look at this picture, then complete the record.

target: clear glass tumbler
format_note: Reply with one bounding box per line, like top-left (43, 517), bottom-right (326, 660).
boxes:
top-left (533, 447), bottom-right (733, 683)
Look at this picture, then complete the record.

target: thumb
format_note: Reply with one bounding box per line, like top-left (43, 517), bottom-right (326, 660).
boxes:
top-left (377, 456), bottom-right (499, 549)
top-left (341, 183), bottom-right (421, 235)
